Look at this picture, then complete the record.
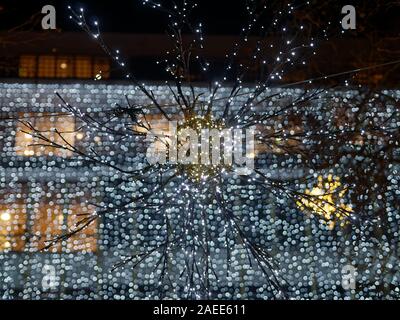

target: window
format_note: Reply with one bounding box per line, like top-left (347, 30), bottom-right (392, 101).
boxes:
top-left (31, 201), bottom-right (97, 253)
top-left (0, 201), bottom-right (26, 252)
top-left (56, 56), bottom-right (74, 78)
top-left (38, 55), bottom-right (56, 78)
top-left (0, 185), bottom-right (27, 252)
top-left (66, 202), bottom-right (97, 252)
top-left (15, 112), bottom-right (76, 157)
top-left (31, 201), bottom-right (64, 252)
top-left (75, 56), bottom-right (92, 78)
top-left (19, 55), bottom-right (36, 78)
top-left (19, 55), bottom-right (110, 79)
top-left (0, 190), bottom-right (97, 253)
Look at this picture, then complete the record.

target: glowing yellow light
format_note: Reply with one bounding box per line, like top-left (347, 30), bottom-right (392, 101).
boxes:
top-left (177, 115), bottom-right (228, 182)
top-left (296, 175), bottom-right (353, 230)
top-left (76, 132), bottom-right (84, 140)
top-left (23, 150), bottom-right (35, 156)
top-left (3, 241), bottom-right (11, 249)
top-left (60, 62), bottom-right (68, 70)
top-left (0, 211), bottom-right (11, 221)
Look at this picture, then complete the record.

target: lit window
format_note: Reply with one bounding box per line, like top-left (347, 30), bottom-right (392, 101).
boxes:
top-left (19, 55), bottom-right (36, 78)
top-left (38, 55), bottom-right (56, 78)
top-left (0, 187), bottom-right (97, 253)
top-left (296, 175), bottom-right (353, 230)
top-left (0, 201), bottom-right (26, 252)
top-left (66, 202), bottom-right (97, 252)
top-left (19, 55), bottom-right (110, 79)
top-left (56, 56), bottom-right (73, 78)
top-left (75, 56), bottom-right (92, 78)
top-left (31, 202), bottom-right (64, 252)
top-left (15, 112), bottom-right (76, 157)
top-left (31, 201), bottom-right (97, 253)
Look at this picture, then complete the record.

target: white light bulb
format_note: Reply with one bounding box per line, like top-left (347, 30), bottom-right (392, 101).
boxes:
top-left (0, 211), bottom-right (11, 221)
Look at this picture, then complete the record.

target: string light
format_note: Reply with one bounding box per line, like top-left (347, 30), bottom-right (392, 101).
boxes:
top-left (0, 0), bottom-right (398, 300)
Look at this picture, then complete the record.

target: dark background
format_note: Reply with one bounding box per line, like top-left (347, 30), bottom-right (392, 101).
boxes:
top-left (0, 0), bottom-right (399, 36)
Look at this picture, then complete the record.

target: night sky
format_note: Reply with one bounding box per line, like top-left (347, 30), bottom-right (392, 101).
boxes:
top-left (0, 0), bottom-right (399, 36)
top-left (0, 0), bottom-right (251, 34)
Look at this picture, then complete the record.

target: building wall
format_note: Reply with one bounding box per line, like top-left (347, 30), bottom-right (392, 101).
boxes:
top-left (0, 81), bottom-right (399, 299)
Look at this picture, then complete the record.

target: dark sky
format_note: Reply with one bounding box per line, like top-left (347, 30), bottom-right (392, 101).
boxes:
top-left (0, 0), bottom-right (249, 34)
top-left (0, 0), bottom-right (399, 36)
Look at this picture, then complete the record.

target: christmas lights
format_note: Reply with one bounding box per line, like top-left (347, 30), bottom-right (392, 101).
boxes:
top-left (1, 0), bottom-right (399, 300)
